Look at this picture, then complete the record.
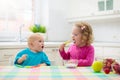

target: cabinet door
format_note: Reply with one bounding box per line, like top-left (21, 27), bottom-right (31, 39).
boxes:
top-left (67, 0), bottom-right (97, 18)
top-left (103, 47), bottom-right (120, 62)
top-left (44, 47), bottom-right (63, 66)
top-left (0, 60), bottom-right (9, 66)
top-left (0, 49), bottom-right (21, 66)
top-left (94, 46), bottom-right (104, 60)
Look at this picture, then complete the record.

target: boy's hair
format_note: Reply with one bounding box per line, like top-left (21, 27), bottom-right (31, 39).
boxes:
top-left (74, 21), bottom-right (94, 45)
top-left (27, 33), bottom-right (43, 46)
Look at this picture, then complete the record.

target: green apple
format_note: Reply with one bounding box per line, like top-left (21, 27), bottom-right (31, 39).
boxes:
top-left (92, 61), bottom-right (103, 72)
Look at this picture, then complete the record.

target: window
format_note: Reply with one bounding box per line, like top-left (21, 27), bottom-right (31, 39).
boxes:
top-left (98, 0), bottom-right (113, 11)
top-left (0, 0), bottom-right (34, 42)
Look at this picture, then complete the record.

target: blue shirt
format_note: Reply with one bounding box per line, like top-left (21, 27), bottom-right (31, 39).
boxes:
top-left (14, 48), bottom-right (51, 66)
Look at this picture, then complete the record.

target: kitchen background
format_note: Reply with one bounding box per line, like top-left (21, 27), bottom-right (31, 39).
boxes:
top-left (0, 0), bottom-right (120, 42)
top-left (0, 0), bottom-right (120, 66)
top-left (47, 0), bottom-right (120, 42)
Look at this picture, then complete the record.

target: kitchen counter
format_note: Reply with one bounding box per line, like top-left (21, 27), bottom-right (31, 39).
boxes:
top-left (0, 42), bottom-right (120, 66)
top-left (93, 42), bottom-right (120, 47)
top-left (0, 42), bottom-right (63, 48)
top-left (0, 42), bottom-right (120, 49)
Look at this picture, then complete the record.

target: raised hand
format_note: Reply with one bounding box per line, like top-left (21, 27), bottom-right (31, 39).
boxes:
top-left (17, 54), bottom-right (27, 64)
top-left (59, 43), bottom-right (66, 51)
top-left (59, 40), bottom-right (71, 51)
top-left (21, 54), bottom-right (27, 61)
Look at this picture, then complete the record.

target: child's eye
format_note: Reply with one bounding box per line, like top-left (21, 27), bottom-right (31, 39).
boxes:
top-left (72, 34), bottom-right (78, 36)
top-left (39, 40), bottom-right (44, 43)
top-left (39, 40), bottom-right (42, 42)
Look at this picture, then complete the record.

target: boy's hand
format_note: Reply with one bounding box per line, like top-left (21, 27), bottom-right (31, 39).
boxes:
top-left (31, 63), bottom-right (47, 68)
top-left (21, 54), bottom-right (27, 61)
top-left (38, 63), bottom-right (47, 66)
top-left (17, 54), bottom-right (27, 64)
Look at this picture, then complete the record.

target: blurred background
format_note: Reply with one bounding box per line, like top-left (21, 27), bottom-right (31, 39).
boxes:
top-left (0, 0), bottom-right (120, 42)
top-left (0, 0), bottom-right (120, 66)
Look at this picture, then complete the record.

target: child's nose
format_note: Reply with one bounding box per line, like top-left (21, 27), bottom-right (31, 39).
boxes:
top-left (41, 42), bottom-right (44, 45)
top-left (72, 34), bottom-right (74, 38)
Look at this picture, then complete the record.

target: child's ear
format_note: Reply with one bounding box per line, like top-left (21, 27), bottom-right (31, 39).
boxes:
top-left (29, 42), bottom-right (34, 46)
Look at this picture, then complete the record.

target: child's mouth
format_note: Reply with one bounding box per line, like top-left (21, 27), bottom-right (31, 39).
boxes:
top-left (73, 39), bottom-right (76, 43)
top-left (42, 46), bottom-right (44, 48)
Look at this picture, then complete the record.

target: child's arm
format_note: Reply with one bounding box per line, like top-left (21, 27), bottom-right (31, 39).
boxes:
top-left (40, 63), bottom-right (47, 66)
top-left (59, 43), bottom-right (66, 52)
top-left (59, 40), bottom-right (71, 52)
top-left (17, 54), bottom-right (27, 64)
top-left (59, 49), bottom-right (70, 60)
top-left (59, 43), bottom-right (70, 60)
top-left (78, 46), bottom-right (94, 66)
top-left (37, 63), bottom-right (47, 66)
top-left (42, 52), bottom-right (51, 66)
top-left (31, 63), bottom-right (47, 68)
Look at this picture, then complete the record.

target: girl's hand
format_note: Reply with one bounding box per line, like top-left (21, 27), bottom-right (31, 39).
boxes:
top-left (59, 43), bottom-right (66, 52)
top-left (64, 40), bottom-right (71, 45)
top-left (59, 40), bottom-right (71, 51)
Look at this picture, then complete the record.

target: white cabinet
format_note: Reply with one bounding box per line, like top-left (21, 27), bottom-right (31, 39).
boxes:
top-left (67, 0), bottom-right (98, 19)
top-left (103, 47), bottom-right (120, 62)
top-left (44, 46), bottom-right (69, 66)
top-left (0, 42), bottom-right (64, 66)
top-left (94, 46), bottom-right (104, 60)
top-left (0, 49), bottom-right (22, 66)
top-left (44, 47), bottom-right (63, 66)
top-left (67, 0), bottom-right (120, 23)
top-left (68, 11), bottom-right (120, 23)
top-left (0, 42), bottom-right (120, 66)
top-left (94, 43), bottom-right (120, 62)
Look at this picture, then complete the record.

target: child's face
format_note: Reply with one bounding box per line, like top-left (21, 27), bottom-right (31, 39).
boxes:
top-left (71, 26), bottom-right (82, 46)
top-left (31, 36), bottom-right (44, 52)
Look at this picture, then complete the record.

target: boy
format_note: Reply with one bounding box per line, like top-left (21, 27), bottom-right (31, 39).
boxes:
top-left (14, 33), bottom-right (51, 66)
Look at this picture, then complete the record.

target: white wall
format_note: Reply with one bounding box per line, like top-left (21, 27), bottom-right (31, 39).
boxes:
top-left (34, 0), bottom-right (49, 26)
top-left (66, 0), bottom-right (120, 43)
top-left (67, 0), bottom-right (98, 18)
top-left (34, 0), bottom-right (71, 41)
top-left (35, 0), bottom-right (120, 42)
top-left (48, 0), bottom-right (71, 41)
top-left (91, 20), bottom-right (120, 43)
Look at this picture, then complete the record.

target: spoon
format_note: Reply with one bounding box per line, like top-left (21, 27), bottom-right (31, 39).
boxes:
top-left (64, 40), bottom-right (71, 45)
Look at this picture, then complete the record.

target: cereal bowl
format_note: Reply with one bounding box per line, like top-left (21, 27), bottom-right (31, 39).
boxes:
top-left (63, 59), bottom-right (78, 68)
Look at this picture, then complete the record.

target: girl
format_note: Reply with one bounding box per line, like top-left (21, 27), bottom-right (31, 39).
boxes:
top-left (59, 22), bottom-right (94, 66)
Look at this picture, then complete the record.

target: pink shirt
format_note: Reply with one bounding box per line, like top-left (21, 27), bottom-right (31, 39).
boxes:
top-left (59, 44), bottom-right (94, 66)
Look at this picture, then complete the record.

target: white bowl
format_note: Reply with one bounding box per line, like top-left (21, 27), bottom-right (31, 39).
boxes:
top-left (63, 59), bottom-right (78, 68)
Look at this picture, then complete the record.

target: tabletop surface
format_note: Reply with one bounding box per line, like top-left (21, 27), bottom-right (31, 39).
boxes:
top-left (0, 66), bottom-right (120, 80)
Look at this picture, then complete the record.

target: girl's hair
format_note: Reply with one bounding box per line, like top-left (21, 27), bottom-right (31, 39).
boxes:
top-left (74, 21), bottom-right (94, 45)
